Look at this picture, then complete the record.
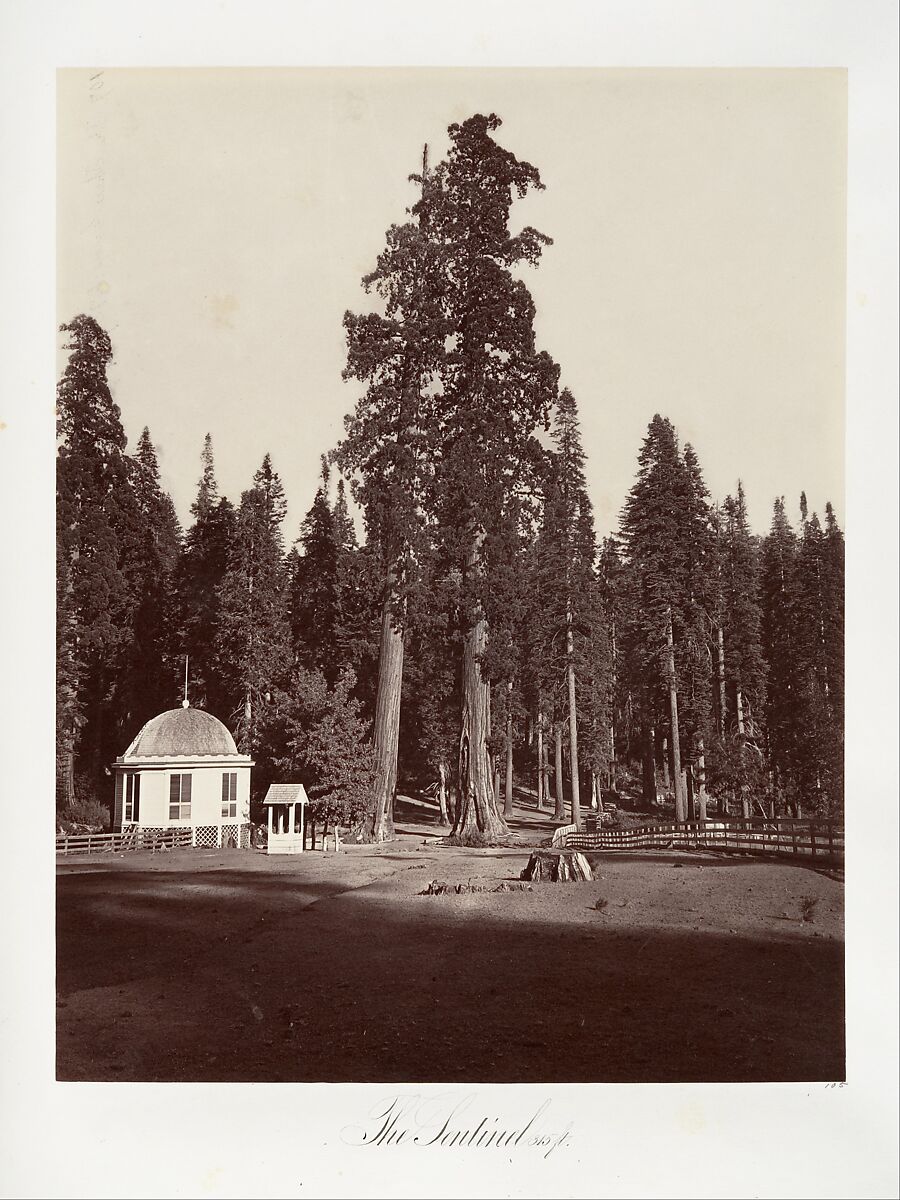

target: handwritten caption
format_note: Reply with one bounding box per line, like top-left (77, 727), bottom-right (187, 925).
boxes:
top-left (341, 1093), bottom-right (573, 1160)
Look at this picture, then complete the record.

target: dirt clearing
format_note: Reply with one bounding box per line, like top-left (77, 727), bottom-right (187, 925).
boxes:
top-left (56, 801), bottom-right (843, 1083)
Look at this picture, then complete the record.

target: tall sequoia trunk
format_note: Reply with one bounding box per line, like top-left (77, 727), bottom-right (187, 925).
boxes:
top-left (58, 746), bottom-right (76, 810)
top-left (453, 530), bottom-right (508, 840)
top-left (716, 625), bottom-right (727, 740)
top-left (437, 759), bottom-right (451, 826)
top-left (665, 607), bottom-right (687, 822)
top-left (566, 599), bottom-right (582, 829)
top-left (641, 716), bottom-right (657, 807)
top-left (736, 687), bottom-right (751, 818)
top-left (609, 621), bottom-right (618, 792)
top-left (661, 736), bottom-right (671, 790)
top-left (554, 723), bottom-right (565, 821)
top-left (542, 732), bottom-right (551, 813)
top-left (368, 571), bottom-right (405, 841)
top-left (608, 720), bottom-right (616, 792)
top-left (536, 704), bottom-right (545, 807)
top-left (696, 741), bottom-right (709, 821)
top-left (503, 706), bottom-right (514, 817)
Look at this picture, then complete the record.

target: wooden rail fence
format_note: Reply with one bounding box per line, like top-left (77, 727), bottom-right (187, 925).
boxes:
top-left (552, 818), bottom-right (844, 865)
top-left (56, 828), bottom-right (193, 856)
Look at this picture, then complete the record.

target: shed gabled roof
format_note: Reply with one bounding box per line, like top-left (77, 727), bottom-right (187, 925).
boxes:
top-left (262, 783), bottom-right (309, 805)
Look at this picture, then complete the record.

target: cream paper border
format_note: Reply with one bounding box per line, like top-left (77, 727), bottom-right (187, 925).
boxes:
top-left (1, 2), bottom-right (897, 1197)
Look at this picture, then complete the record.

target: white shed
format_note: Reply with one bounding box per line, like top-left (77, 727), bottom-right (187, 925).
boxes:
top-left (112, 702), bottom-right (253, 849)
top-left (262, 783), bottom-right (310, 854)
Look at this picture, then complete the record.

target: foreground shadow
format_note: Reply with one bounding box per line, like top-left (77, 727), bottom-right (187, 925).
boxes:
top-left (57, 863), bottom-right (844, 1085)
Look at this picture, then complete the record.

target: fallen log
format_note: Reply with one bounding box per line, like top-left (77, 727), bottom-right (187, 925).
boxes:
top-left (520, 849), bottom-right (593, 882)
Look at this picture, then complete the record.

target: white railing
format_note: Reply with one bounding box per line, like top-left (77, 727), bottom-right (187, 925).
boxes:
top-left (551, 818), bottom-right (843, 864)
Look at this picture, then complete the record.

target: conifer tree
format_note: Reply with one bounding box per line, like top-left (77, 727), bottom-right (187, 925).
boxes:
top-left (215, 455), bottom-right (291, 758)
top-left (619, 416), bottom-right (716, 822)
top-left (427, 113), bottom-right (559, 840)
top-left (269, 667), bottom-right (376, 832)
top-left (56, 315), bottom-right (143, 810)
top-left (175, 435), bottom-right (237, 716)
top-left (706, 482), bottom-right (768, 816)
top-left (291, 460), bottom-right (342, 680)
top-left (760, 497), bottom-right (803, 813)
top-left (793, 502), bottom-right (844, 815)
top-left (597, 536), bottom-right (626, 792)
top-left (531, 390), bottom-right (600, 827)
top-left (121, 427), bottom-right (183, 726)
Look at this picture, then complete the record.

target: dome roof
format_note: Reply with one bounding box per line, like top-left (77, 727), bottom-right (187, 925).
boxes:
top-left (123, 706), bottom-right (239, 758)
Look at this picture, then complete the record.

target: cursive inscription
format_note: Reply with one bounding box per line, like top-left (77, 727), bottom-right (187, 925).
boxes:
top-left (341, 1093), bottom-right (572, 1159)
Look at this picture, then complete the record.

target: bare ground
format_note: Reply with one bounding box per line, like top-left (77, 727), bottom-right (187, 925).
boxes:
top-left (56, 795), bottom-right (844, 1083)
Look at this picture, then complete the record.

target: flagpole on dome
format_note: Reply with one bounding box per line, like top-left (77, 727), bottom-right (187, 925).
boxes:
top-left (182, 656), bottom-right (190, 709)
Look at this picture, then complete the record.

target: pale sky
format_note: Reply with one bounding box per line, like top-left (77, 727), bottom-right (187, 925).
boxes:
top-left (58, 68), bottom-right (846, 540)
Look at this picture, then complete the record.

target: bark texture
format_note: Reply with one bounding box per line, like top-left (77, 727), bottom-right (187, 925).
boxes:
top-left (453, 534), bottom-right (508, 840)
top-left (368, 580), bottom-right (405, 841)
top-left (521, 849), bottom-right (593, 883)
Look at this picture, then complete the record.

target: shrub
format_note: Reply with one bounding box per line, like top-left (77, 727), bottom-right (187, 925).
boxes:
top-left (799, 896), bottom-right (819, 923)
top-left (60, 795), bottom-right (109, 832)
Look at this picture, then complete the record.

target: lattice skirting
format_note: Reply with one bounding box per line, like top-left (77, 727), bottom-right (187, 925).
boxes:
top-left (221, 824), bottom-right (240, 849)
top-left (192, 823), bottom-right (250, 849)
top-left (193, 825), bottom-right (219, 849)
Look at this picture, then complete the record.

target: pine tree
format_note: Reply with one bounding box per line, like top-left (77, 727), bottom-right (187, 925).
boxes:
top-left (760, 497), bottom-right (803, 813)
top-left (268, 668), bottom-right (376, 832)
top-left (120, 427), bottom-right (183, 730)
top-left (821, 502), bottom-right (845, 814)
top-left (793, 502), bottom-right (844, 815)
top-left (706, 482), bottom-right (768, 816)
top-left (529, 391), bottom-right (602, 827)
top-left (175, 435), bottom-right (237, 716)
top-left (56, 315), bottom-right (143, 812)
top-left (214, 455), bottom-right (291, 758)
top-left (291, 461), bottom-right (342, 679)
top-left (597, 536), bottom-right (626, 793)
top-left (619, 416), bottom-right (717, 822)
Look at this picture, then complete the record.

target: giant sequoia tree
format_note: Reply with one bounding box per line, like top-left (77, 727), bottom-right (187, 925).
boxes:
top-left (338, 114), bottom-right (559, 841)
top-left (427, 113), bottom-right (559, 839)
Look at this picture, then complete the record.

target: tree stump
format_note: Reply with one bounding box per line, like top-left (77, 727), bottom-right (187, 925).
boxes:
top-left (520, 849), bottom-right (593, 882)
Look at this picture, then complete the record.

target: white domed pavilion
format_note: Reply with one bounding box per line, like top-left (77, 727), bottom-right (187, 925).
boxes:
top-left (112, 703), bottom-right (253, 849)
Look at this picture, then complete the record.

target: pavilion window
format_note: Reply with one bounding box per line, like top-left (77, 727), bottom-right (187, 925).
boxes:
top-left (221, 772), bottom-right (238, 819)
top-left (169, 773), bottom-right (192, 820)
top-left (124, 773), bottom-right (141, 823)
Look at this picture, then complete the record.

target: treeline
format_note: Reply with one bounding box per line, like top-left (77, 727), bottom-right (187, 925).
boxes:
top-left (56, 113), bottom-right (844, 836)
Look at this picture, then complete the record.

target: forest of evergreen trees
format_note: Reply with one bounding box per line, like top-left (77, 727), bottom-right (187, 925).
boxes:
top-left (56, 114), bottom-right (844, 839)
